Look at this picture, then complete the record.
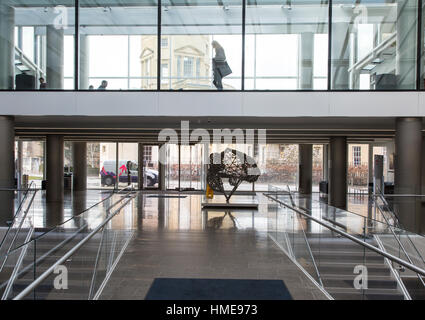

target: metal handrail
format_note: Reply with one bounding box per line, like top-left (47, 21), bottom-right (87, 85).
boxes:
top-left (27, 185), bottom-right (134, 245)
top-left (92, 230), bottom-right (134, 300)
top-left (264, 193), bottom-right (425, 278)
top-left (0, 187), bottom-right (38, 272)
top-left (0, 224), bottom-right (87, 293)
top-left (380, 194), bottom-right (425, 197)
top-left (88, 224), bottom-right (108, 299)
top-left (1, 227), bottom-right (34, 300)
top-left (1, 185), bottom-right (134, 268)
top-left (373, 193), bottom-right (425, 289)
top-left (15, 46), bottom-right (45, 75)
top-left (347, 32), bottom-right (396, 73)
top-left (0, 185), bottom-right (135, 297)
top-left (374, 235), bottom-right (412, 300)
top-left (13, 193), bottom-right (136, 300)
top-left (285, 186), bottom-right (324, 288)
top-left (374, 196), bottom-right (425, 289)
top-left (0, 182), bottom-right (35, 251)
top-left (375, 189), bottom-right (425, 259)
top-left (272, 188), bottom-right (395, 228)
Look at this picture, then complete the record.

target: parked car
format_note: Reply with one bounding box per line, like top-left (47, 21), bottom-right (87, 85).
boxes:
top-left (100, 160), bottom-right (158, 187)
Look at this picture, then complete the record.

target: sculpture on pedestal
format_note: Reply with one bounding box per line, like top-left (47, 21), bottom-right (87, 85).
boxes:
top-left (206, 148), bottom-right (261, 202)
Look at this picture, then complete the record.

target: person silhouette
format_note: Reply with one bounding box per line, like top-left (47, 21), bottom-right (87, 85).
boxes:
top-left (39, 77), bottom-right (47, 90)
top-left (211, 41), bottom-right (232, 90)
top-left (97, 80), bottom-right (108, 90)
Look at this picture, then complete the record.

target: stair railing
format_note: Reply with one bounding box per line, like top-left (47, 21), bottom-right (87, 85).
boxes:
top-left (12, 192), bottom-right (136, 300)
top-left (373, 191), bottom-right (425, 292)
top-left (0, 182), bottom-right (36, 254)
top-left (285, 186), bottom-right (324, 288)
top-left (0, 183), bottom-right (37, 273)
top-left (0, 185), bottom-right (135, 299)
top-left (264, 193), bottom-right (425, 278)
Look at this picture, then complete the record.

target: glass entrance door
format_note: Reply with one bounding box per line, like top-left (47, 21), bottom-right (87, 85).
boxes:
top-left (164, 143), bottom-right (205, 191)
top-left (142, 145), bottom-right (160, 189)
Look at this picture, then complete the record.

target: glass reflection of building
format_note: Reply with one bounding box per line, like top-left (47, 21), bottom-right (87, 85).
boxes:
top-left (140, 35), bottom-right (222, 90)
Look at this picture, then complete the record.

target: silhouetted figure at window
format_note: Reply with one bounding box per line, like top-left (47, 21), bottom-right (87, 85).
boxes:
top-left (97, 80), bottom-right (108, 90)
top-left (88, 85), bottom-right (94, 90)
top-left (212, 41), bottom-right (232, 90)
top-left (39, 77), bottom-right (47, 90)
top-left (126, 161), bottom-right (132, 186)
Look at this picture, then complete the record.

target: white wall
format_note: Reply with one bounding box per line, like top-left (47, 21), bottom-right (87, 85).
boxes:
top-left (1, 91), bottom-right (424, 117)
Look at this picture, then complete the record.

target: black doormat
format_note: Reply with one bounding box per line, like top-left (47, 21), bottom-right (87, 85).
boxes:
top-left (145, 278), bottom-right (292, 300)
top-left (147, 195), bottom-right (188, 198)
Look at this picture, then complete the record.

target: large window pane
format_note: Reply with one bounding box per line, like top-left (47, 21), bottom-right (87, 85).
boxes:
top-left (245, 0), bottom-right (328, 90)
top-left (255, 144), bottom-right (299, 191)
top-left (142, 145), bottom-right (159, 189)
top-left (331, 0), bottom-right (418, 90)
top-left (312, 144), bottom-right (323, 192)
top-left (21, 140), bottom-right (45, 188)
top-left (99, 142), bottom-right (117, 189)
top-left (347, 144), bottom-right (369, 193)
top-left (79, 1), bottom-right (158, 90)
top-left (420, 1), bottom-right (425, 89)
top-left (118, 143), bottom-right (138, 189)
top-left (161, 1), bottom-right (242, 90)
top-left (0, 1), bottom-right (75, 89)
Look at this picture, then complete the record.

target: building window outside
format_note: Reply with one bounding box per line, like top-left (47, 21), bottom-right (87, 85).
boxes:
top-left (144, 146), bottom-right (152, 163)
top-left (353, 146), bottom-right (361, 166)
top-left (196, 58), bottom-right (201, 78)
top-left (161, 63), bottom-right (169, 84)
top-left (177, 56), bottom-right (182, 77)
top-left (146, 59), bottom-right (151, 76)
top-left (161, 63), bottom-right (169, 76)
top-left (183, 57), bottom-right (194, 78)
top-left (161, 37), bottom-right (168, 48)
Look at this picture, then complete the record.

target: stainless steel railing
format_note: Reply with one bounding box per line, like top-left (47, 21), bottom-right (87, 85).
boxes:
top-left (264, 192), bottom-right (425, 278)
top-left (0, 185), bottom-right (136, 299)
top-left (13, 192), bottom-right (136, 300)
top-left (0, 183), bottom-right (38, 272)
top-left (284, 186), bottom-right (324, 288)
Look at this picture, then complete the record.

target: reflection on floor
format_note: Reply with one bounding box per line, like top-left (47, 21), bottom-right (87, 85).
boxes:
top-left (14, 190), bottom-right (111, 228)
top-left (99, 193), bottom-right (327, 300)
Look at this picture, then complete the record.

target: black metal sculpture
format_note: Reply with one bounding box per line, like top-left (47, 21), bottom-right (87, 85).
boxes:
top-left (207, 148), bottom-right (261, 202)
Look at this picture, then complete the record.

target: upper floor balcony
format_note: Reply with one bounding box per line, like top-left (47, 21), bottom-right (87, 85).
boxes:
top-left (1, 0), bottom-right (425, 117)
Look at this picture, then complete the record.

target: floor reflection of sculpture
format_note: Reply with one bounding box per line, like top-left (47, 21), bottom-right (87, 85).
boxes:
top-left (206, 211), bottom-right (238, 230)
top-left (207, 148), bottom-right (261, 203)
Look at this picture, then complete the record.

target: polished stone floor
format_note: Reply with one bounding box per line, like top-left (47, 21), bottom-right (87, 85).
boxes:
top-left (16, 190), bottom-right (114, 228)
top-left (99, 194), bottom-right (328, 300)
top-left (8, 190), bottom-right (380, 300)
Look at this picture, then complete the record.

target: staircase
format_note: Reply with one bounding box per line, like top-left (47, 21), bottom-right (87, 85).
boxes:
top-left (0, 229), bottom-right (103, 300)
top-left (402, 277), bottom-right (425, 300)
top-left (306, 233), bottom-right (405, 300)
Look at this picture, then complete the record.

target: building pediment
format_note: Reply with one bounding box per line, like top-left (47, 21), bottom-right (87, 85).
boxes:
top-left (174, 45), bottom-right (204, 57)
top-left (140, 48), bottom-right (154, 60)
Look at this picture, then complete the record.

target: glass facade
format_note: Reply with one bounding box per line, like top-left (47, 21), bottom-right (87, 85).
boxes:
top-left (245, 0), bottom-right (328, 89)
top-left (160, 0), bottom-right (242, 89)
top-left (331, 0), bottom-right (418, 90)
top-left (0, 0), bottom-right (75, 90)
top-left (1, 0), bottom-right (424, 90)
